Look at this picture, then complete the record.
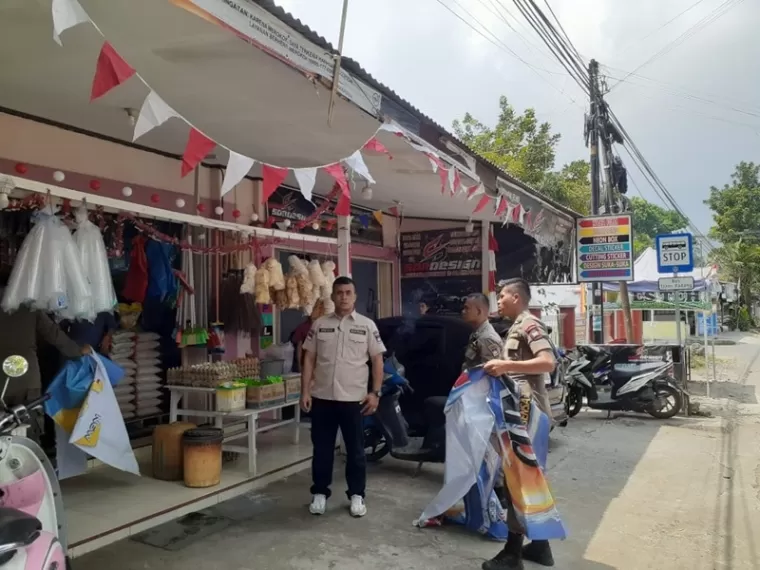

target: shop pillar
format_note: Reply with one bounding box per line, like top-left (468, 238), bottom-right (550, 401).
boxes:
top-left (337, 214), bottom-right (352, 277)
top-left (559, 306), bottom-right (576, 349)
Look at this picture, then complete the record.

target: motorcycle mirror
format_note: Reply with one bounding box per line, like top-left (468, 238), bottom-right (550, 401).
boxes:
top-left (2, 356), bottom-right (28, 379)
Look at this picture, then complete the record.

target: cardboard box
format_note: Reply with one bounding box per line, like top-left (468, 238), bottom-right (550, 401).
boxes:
top-left (246, 382), bottom-right (285, 409)
top-left (284, 375), bottom-right (301, 402)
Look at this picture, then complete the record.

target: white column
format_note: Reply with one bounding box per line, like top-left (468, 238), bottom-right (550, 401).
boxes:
top-left (481, 221), bottom-right (490, 293)
top-left (337, 215), bottom-right (352, 277)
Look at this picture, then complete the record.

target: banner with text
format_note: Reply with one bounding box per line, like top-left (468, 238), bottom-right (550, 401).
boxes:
top-left (401, 229), bottom-right (482, 279)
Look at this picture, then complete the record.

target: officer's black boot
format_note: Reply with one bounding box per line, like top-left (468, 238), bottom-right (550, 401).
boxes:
top-left (482, 532), bottom-right (524, 570)
top-left (522, 540), bottom-right (555, 567)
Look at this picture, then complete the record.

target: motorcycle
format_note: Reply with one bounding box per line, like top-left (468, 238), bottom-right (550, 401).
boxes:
top-left (0, 355), bottom-right (69, 570)
top-left (565, 344), bottom-right (683, 419)
top-left (363, 356), bottom-right (445, 470)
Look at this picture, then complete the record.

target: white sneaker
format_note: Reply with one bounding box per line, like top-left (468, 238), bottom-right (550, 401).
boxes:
top-left (309, 494), bottom-right (327, 515)
top-left (349, 495), bottom-right (367, 518)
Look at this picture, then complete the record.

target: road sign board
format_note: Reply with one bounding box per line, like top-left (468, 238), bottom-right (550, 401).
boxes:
top-left (655, 233), bottom-right (694, 274)
top-left (576, 214), bottom-right (633, 282)
top-left (658, 276), bottom-right (695, 292)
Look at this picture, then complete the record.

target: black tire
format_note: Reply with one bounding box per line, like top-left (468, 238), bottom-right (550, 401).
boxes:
top-left (647, 383), bottom-right (683, 419)
top-left (364, 426), bottom-right (390, 463)
top-left (566, 386), bottom-right (584, 417)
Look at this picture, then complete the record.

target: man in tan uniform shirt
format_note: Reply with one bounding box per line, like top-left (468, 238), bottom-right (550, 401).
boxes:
top-left (483, 278), bottom-right (557, 570)
top-left (301, 276), bottom-right (386, 518)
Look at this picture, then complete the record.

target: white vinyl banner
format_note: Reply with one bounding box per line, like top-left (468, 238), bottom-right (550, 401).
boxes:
top-left (176, 0), bottom-right (383, 117)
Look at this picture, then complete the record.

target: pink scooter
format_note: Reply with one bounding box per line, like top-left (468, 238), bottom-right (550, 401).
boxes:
top-left (0, 355), bottom-right (69, 569)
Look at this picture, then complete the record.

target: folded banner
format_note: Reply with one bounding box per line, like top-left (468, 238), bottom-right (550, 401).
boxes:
top-left (417, 368), bottom-right (566, 541)
top-left (45, 353), bottom-right (140, 479)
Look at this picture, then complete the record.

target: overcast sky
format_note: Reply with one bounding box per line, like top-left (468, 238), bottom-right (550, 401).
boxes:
top-left (273, 0), bottom-right (760, 235)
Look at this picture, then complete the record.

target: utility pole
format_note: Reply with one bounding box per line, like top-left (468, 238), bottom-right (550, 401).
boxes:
top-left (589, 60), bottom-right (634, 343)
top-left (588, 60), bottom-right (604, 343)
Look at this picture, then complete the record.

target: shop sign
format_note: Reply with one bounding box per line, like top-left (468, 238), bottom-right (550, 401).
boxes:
top-left (173, 0), bottom-right (382, 117)
top-left (267, 187), bottom-right (383, 246)
top-left (608, 290), bottom-right (710, 310)
top-left (400, 229), bottom-right (481, 278)
top-left (576, 215), bottom-right (634, 282)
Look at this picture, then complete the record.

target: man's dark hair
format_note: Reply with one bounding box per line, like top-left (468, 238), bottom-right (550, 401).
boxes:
top-left (332, 276), bottom-right (355, 291)
top-left (466, 293), bottom-right (490, 311)
top-left (498, 278), bottom-right (531, 301)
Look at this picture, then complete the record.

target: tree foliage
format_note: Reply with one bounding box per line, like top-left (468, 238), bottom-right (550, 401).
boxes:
top-left (705, 162), bottom-right (760, 306)
top-left (629, 197), bottom-right (687, 257)
top-left (452, 96), bottom-right (590, 212)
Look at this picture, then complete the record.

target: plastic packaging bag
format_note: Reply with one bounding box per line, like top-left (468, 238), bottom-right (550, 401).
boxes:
top-left (2, 209), bottom-right (94, 319)
top-left (74, 206), bottom-right (117, 314)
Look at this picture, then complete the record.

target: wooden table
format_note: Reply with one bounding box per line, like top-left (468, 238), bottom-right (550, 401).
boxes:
top-left (167, 385), bottom-right (300, 476)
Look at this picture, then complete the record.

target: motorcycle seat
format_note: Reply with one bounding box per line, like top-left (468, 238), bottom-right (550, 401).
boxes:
top-left (0, 507), bottom-right (41, 550)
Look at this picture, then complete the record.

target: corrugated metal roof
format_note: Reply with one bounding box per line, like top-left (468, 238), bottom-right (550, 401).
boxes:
top-left (252, 0), bottom-right (580, 219)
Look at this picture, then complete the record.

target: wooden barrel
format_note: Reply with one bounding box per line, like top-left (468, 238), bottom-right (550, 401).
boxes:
top-left (182, 428), bottom-right (224, 488)
top-left (152, 422), bottom-right (196, 481)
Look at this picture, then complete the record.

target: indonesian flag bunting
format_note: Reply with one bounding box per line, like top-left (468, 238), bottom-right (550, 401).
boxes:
top-left (495, 196), bottom-right (508, 217)
top-left (343, 150), bottom-right (375, 184)
top-left (488, 224), bottom-right (498, 313)
top-left (221, 152), bottom-right (255, 196)
top-left (91, 42), bottom-right (136, 101)
top-left (293, 167), bottom-right (318, 202)
top-left (52, 0), bottom-right (89, 46)
top-left (451, 169), bottom-right (462, 196)
top-left (518, 205), bottom-right (528, 226)
top-left (511, 203), bottom-right (522, 223)
top-left (261, 164), bottom-right (289, 202)
top-left (363, 137), bottom-right (391, 158)
top-left (467, 183), bottom-right (484, 199)
top-left (502, 203), bottom-right (516, 225)
top-left (379, 122), bottom-right (405, 137)
top-left (472, 194), bottom-right (491, 214)
top-left (181, 128), bottom-right (216, 177)
top-left (133, 91), bottom-right (179, 141)
top-left (389, 206), bottom-right (400, 217)
top-left (335, 192), bottom-right (351, 216)
top-left (437, 167), bottom-right (449, 194)
top-left (324, 163), bottom-right (350, 204)
top-left (523, 209), bottom-right (532, 230)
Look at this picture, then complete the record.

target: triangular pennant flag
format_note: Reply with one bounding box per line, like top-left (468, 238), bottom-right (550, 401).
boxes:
top-left (363, 137), bottom-right (391, 158)
top-left (503, 203), bottom-right (516, 225)
top-left (261, 165), bottom-right (289, 202)
top-left (335, 192), bottom-right (351, 216)
top-left (523, 209), bottom-right (532, 229)
top-left (488, 229), bottom-right (499, 253)
top-left (293, 167), bottom-right (318, 202)
top-left (52, 0), bottom-right (90, 46)
top-left (518, 205), bottom-right (528, 226)
top-left (324, 163), bottom-right (350, 202)
top-left (389, 206), bottom-right (400, 217)
top-left (181, 128), bottom-right (216, 177)
top-left (466, 183), bottom-right (483, 199)
top-left (452, 169), bottom-right (462, 195)
top-left (495, 196), bottom-right (508, 217)
top-left (91, 42), bottom-right (136, 101)
top-left (221, 152), bottom-right (255, 196)
top-left (472, 195), bottom-right (491, 214)
top-left (133, 92), bottom-right (179, 141)
top-left (511, 203), bottom-right (523, 223)
top-left (343, 151), bottom-right (375, 184)
top-left (379, 122), bottom-right (405, 136)
top-left (438, 167), bottom-right (449, 195)
top-left (373, 210), bottom-right (383, 225)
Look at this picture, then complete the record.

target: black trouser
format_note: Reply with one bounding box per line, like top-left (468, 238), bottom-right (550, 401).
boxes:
top-left (310, 398), bottom-right (366, 499)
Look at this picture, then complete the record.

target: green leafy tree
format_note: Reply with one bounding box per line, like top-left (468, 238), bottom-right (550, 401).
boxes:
top-left (452, 95), bottom-right (590, 212)
top-left (709, 240), bottom-right (760, 308)
top-left (629, 196), bottom-right (687, 257)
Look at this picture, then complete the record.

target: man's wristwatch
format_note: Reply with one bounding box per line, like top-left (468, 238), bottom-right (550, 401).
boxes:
top-left (372, 390), bottom-right (382, 398)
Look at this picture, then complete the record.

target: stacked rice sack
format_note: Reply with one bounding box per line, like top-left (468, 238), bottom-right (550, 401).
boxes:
top-left (111, 331), bottom-right (137, 420)
top-left (134, 332), bottom-right (163, 417)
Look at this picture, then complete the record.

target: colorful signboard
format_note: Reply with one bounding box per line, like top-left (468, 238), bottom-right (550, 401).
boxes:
top-left (576, 215), bottom-right (633, 282)
top-left (400, 229), bottom-right (481, 278)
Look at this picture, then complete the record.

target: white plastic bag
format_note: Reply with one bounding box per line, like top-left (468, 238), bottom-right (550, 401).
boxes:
top-left (74, 207), bottom-right (117, 315)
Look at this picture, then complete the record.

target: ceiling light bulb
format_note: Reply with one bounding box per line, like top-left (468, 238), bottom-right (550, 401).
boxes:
top-left (251, 213), bottom-right (259, 223)
top-left (361, 186), bottom-right (373, 200)
top-left (465, 221), bottom-right (474, 233)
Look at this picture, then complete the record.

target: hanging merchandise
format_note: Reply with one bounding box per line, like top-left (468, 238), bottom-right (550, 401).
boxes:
top-left (239, 263), bottom-right (257, 294)
top-left (287, 256), bottom-right (314, 315)
top-left (123, 235), bottom-right (148, 304)
top-left (320, 260), bottom-right (337, 314)
top-left (218, 271), bottom-right (263, 336)
top-left (254, 265), bottom-right (271, 305)
top-left (2, 207), bottom-right (94, 319)
top-left (73, 204), bottom-right (117, 314)
top-left (208, 233), bottom-right (225, 355)
top-left (145, 240), bottom-right (178, 303)
top-left (175, 233), bottom-right (207, 347)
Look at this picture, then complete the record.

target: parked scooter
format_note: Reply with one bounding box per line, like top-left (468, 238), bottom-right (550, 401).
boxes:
top-left (363, 356), bottom-right (445, 469)
top-left (0, 355), bottom-right (69, 569)
top-left (565, 344), bottom-right (683, 419)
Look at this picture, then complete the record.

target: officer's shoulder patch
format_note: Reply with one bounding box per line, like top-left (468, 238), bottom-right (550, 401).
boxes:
top-left (523, 321), bottom-right (544, 342)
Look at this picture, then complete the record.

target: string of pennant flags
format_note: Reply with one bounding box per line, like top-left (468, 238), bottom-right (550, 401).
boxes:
top-left (51, 0), bottom-right (536, 225)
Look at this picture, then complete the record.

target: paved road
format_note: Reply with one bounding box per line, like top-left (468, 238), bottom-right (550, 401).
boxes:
top-left (78, 336), bottom-right (760, 569)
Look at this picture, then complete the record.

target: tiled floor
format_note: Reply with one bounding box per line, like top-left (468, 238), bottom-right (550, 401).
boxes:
top-left (63, 426), bottom-right (313, 558)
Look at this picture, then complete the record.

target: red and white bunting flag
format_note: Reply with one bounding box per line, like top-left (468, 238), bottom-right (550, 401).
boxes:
top-left (335, 192), bottom-right (351, 216)
top-left (91, 42), bottom-right (136, 101)
top-left (467, 183), bottom-right (484, 199)
top-left (472, 195), bottom-right (491, 214)
top-left (343, 150), bottom-right (375, 184)
top-left (379, 122), bottom-right (405, 137)
top-left (261, 164), bottom-right (289, 202)
top-left (324, 163), bottom-right (350, 203)
top-left (221, 152), bottom-right (255, 196)
top-left (293, 167), bottom-right (318, 202)
top-left (511, 203), bottom-right (522, 224)
top-left (363, 137), bottom-right (392, 158)
top-left (181, 128), bottom-right (216, 178)
top-left (133, 91), bottom-right (179, 141)
top-left (518, 205), bottom-right (528, 226)
top-left (502, 203), bottom-right (516, 225)
top-left (52, 0), bottom-right (89, 46)
top-left (495, 196), bottom-right (508, 217)
top-left (451, 169), bottom-right (462, 196)
top-left (437, 167), bottom-right (449, 194)
top-left (523, 209), bottom-right (532, 230)
top-left (389, 206), bottom-right (400, 217)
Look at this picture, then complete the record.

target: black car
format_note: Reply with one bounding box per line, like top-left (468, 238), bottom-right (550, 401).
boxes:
top-left (375, 315), bottom-right (568, 430)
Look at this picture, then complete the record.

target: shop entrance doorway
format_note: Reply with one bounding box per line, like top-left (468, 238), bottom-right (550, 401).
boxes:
top-left (352, 259), bottom-right (379, 320)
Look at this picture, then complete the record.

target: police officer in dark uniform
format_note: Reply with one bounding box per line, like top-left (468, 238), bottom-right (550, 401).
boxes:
top-left (483, 278), bottom-right (557, 570)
